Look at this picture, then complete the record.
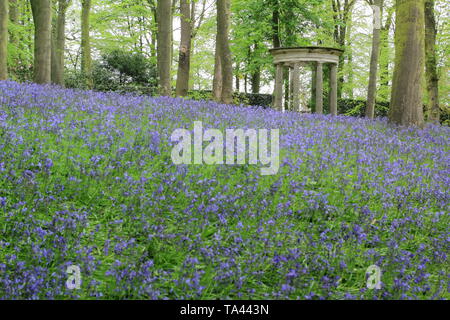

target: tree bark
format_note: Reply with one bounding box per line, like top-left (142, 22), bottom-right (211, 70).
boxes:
top-left (30, 0), bottom-right (52, 84)
top-left (346, 28), bottom-right (354, 98)
top-left (378, 6), bottom-right (393, 101)
top-left (389, 0), bottom-right (425, 127)
top-left (81, 0), bottom-right (92, 89)
top-left (251, 68), bottom-right (260, 94)
top-left (51, 0), bottom-right (70, 86)
top-left (157, 0), bottom-right (172, 96)
top-left (149, 1), bottom-right (157, 61)
top-left (0, 0), bottom-right (7, 80)
top-left (272, 2), bottom-right (280, 48)
top-left (175, 0), bottom-right (191, 97)
top-left (216, 0), bottom-right (233, 104)
top-left (424, 0), bottom-right (440, 123)
top-left (365, 0), bottom-right (383, 119)
top-left (273, 63), bottom-right (283, 111)
top-left (212, 32), bottom-right (222, 102)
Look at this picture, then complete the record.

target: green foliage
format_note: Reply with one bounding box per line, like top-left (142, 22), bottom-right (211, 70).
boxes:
top-left (99, 50), bottom-right (157, 85)
top-left (66, 49), bottom-right (157, 94)
top-left (231, 0), bottom-right (335, 93)
top-left (338, 99), bottom-right (449, 125)
top-left (338, 99), bottom-right (390, 118)
top-left (234, 92), bottom-right (273, 108)
top-left (7, 1), bottom-right (34, 82)
top-left (186, 90), bottom-right (273, 108)
top-left (186, 90), bottom-right (213, 102)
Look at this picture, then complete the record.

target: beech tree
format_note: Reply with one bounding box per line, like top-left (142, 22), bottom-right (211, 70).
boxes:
top-left (0, 0), bottom-right (7, 80)
top-left (424, 0), bottom-right (440, 123)
top-left (176, 0), bottom-right (208, 97)
top-left (51, 0), bottom-right (71, 86)
top-left (389, 0), bottom-right (425, 126)
top-left (175, 0), bottom-right (192, 97)
top-left (212, 32), bottom-right (222, 101)
top-left (157, 0), bottom-right (172, 96)
top-left (216, 0), bottom-right (233, 104)
top-left (365, 0), bottom-right (383, 119)
top-left (378, 4), bottom-right (394, 101)
top-left (81, 0), bottom-right (92, 89)
top-left (30, 0), bottom-right (52, 84)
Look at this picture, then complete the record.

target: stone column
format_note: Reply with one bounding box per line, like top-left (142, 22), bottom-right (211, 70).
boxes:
top-left (292, 63), bottom-right (300, 112)
top-left (288, 66), bottom-right (294, 111)
top-left (274, 63), bottom-right (284, 111)
top-left (330, 63), bottom-right (338, 116)
top-left (315, 62), bottom-right (324, 114)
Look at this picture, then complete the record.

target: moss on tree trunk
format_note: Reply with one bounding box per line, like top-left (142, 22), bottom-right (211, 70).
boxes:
top-left (389, 0), bottom-right (425, 127)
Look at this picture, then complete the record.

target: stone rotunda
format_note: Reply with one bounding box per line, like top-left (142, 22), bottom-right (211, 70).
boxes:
top-left (269, 47), bottom-right (344, 114)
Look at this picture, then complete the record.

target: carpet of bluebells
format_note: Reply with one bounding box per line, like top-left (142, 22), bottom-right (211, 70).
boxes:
top-left (0, 80), bottom-right (449, 300)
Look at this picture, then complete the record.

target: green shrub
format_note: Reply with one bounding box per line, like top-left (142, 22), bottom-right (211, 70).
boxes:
top-left (338, 99), bottom-right (390, 118)
top-left (66, 49), bottom-right (158, 95)
top-left (186, 90), bottom-right (272, 108)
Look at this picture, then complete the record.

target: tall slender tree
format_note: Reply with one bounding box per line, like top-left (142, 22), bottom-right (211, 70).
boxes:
top-left (51, 0), bottom-right (70, 86)
top-left (331, 0), bottom-right (356, 99)
top-left (157, 0), bottom-right (172, 96)
top-left (212, 32), bottom-right (222, 101)
top-left (30, 0), bottom-right (52, 84)
top-left (81, 0), bottom-right (92, 89)
top-left (389, 0), bottom-right (425, 126)
top-left (175, 0), bottom-right (192, 97)
top-left (365, 0), bottom-right (383, 119)
top-left (147, 0), bottom-right (158, 61)
top-left (424, 0), bottom-right (440, 123)
top-left (175, 0), bottom-right (207, 96)
top-left (378, 4), bottom-right (394, 101)
top-left (216, 0), bottom-right (233, 104)
top-left (0, 0), bottom-right (8, 80)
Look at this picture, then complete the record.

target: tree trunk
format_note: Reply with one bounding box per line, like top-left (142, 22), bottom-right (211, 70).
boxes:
top-left (389, 0), bottom-right (425, 127)
top-left (0, 0), bottom-right (7, 80)
top-left (244, 74), bottom-right (247, 93)
top-left (212, 31), bottom-right (222, 101)
top-left (251, 68), bottom-right (260, 94)
top-left (175, 0), bottom-right (191, 97)
top-left (81, 0), bottom-right (92, 89)
top-left (157, 0), bottom-right (172, 96)
top-left (424, 0), bottom-right (440, 123)
top-left (365, 0), bottom-right (383, 119)
top-left (51, 1), bottom-right (69, 86)
top-left (346, 10), bottom-right (354, 99)
top-left (272, 3), bottom-right (280, 48)
top-left (378, 6), bottom-right (393, 101)
top-left (235, 62), bottom-right (240, 92)
top-left (216, 0), bottom-right (233, 104)
top-left (30, 0), bottom-right (52, 84)
top-left (150, 2), bottom-right (157, 61)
